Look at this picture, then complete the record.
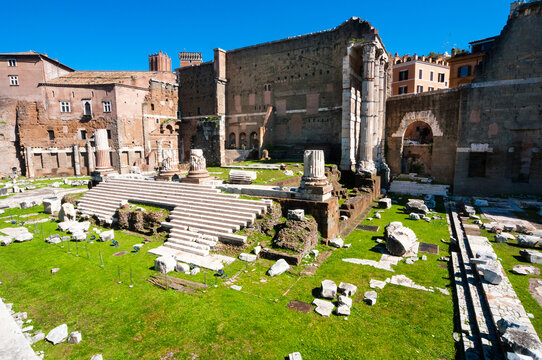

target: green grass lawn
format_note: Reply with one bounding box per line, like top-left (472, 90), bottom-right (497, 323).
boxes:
top-left (207, 166), bottom-right (300, 185)
top-left (0, 200), bottom-right (456, 359)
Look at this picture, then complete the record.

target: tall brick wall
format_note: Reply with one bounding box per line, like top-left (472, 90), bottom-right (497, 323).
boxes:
top-left (0, 98), bottom-right (23, 175)
top-left (385, 89), bottom-right (461, 185)
top-left (453, 2), bottom-right (542, 196)
top-left (177, 18), bottom-right (386, 164)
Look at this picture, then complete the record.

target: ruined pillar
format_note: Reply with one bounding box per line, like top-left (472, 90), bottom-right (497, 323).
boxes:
top-left (94, 129), bottom-right (113, 172)
top-left (301, 150), bottom-right (327, 186)
top-left (25, 146), bottom-right (35, 178)
top-left (157, 140), bottom-right (163, 165)
top-left (340, 51), bottom-right (355, 171)
top-left (183, 149), bottom-right (213, 184)
top-left (357, 44), bottom-right (377, 176)
top-left (73, 145), bottom-right (81, 176)
top-left (299, 150), bottom-right (332, 201)
top-left (86, 141), bottom-right (94, 173)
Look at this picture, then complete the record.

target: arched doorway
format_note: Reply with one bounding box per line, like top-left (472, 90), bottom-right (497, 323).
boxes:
top-left (228, 133), bottom-right (236, 149)
top-left (239, 133), bottom-right (247, 149)
top-left (249, 132), bottom-right (259, 149)
top-left (401, 121), bottom-right (433, 176)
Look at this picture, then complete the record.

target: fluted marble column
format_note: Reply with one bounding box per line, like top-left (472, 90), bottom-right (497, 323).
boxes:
top-left (301, 150), bottom-right (327, 187)
top-left (357, 44), bottom-right (377, 176)
top-left (184, 149), bottom-right (213, 183)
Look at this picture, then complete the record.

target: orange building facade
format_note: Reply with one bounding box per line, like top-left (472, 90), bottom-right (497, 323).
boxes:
top-left (448, 37), bottom-right (497, 88)
top-left (391, 54), bottom-right (449, 95)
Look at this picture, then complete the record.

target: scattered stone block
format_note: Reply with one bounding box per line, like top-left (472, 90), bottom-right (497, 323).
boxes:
top-left (374, 213), bottom-right (381, 219)
top-left (385, 224), bottom-right (417, 257)
top-left (337, 295), bottom-right (352, 308)
top-left (239, 253), bottom-right (257, 262)
top-left (175, 262), bottom-right (190, 273)
top-left (287, 209), bottom-right (305, 221)
top-left (517, 235), bottom-right (540, 248)
top-left (409, 213), bottom-right (420, 220)
top-left (378, 198), bottom-right (392, 209)
top-left (312, 299), bottom-right (334, 317)
top-left (0, 236), bottom-right (12, 246)
top-left (338, 282), bottom-right (357, 296)
top-left (99, 230), bottom-right (114, 242)
top-left (512, 265), bottom-right (541, 276)
top-left (267, 259), bottom-right (290, 276)
top-left (46, 324), bottom-right (68, 345)
top-left (320, 279), bottom-right (337, 299)
top-left (51, 268), bottom-right (60, 274)
top-left (190, 267), bottom-right (200, 276)
top-left (253, 246), bottom-right (262, 255)
top-left (404, 199), bottom-right (429, 214)
top-left (46, 234), bottom-right (61, 244)
top-left (58, 203), bottom-right (76, 222)
top-left (517, 223), bottom-right (537, 234)
top-left (72, 231), bottom-right (86, 242)
top-left (30, 331), bottom-right (45, 344)
top-left (477, 263), bottom-right (503, 285)
top-left (364, 291), bottom-right (378, 305)
top-left (329, 237), bottom-right (344, 248)
top-left (154, 256), bottom-right (176, 274)
top-left (520, 249), bottom-right (542, 264)
top-left (495, 234), bottom-right (510, 243)
top-left (336, 304), bottom-right (351, 316)
top-left (43, 198), bottom-right (61, 214)
top-left (369, 279), bottom-right (387, 290)
top-left (14, 232), bottom-right (33, 242)
top-left (68, 331), bottom-right (82, 344)
top-left (230, 285), bottom-right (242, 291)
top-left (288, 352), bottom-right (302, 360)
top-left (90, 355), bottom-right (103, 360)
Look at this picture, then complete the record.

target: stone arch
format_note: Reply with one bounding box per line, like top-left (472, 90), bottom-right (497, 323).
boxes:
top-left (391, 110), bottom-right (443, 138)
top-left (228, 132), bottom-right (236, 149)
top-left (401, 121), bottom-right (434, 176)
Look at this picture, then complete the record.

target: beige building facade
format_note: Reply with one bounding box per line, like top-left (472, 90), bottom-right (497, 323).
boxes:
top-left (391, 54), bottom-right (449, 95)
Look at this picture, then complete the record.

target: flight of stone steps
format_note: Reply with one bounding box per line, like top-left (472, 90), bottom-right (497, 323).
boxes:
top-left (447, 202), bottom-right (542, 360)
top-left (76, 178), bottom-right (271, 255)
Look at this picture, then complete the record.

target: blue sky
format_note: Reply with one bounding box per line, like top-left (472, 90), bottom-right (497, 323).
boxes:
top-left (3, 0), bottom-right (512, 71)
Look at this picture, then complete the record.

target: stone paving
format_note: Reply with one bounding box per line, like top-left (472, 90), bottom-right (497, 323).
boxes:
top-left (448, 202), bottom-right (542, 359)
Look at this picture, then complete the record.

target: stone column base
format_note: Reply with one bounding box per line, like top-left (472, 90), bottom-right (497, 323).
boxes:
top-left (298, 184), bottom-right (333, 201)
top-left (155, 170), bottom-right (179, 181)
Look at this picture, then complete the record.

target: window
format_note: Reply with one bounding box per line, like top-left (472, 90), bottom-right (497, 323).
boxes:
top-left (60, 101), bottom-right (71, 113)
top-left (197, 107), bottom-right (201, 115)
top-left (102, 100), bottom-right (111, 113)
top-left (468, 152), bottom-right (487, 177)
top-left (107, 130), bottom-right (112, 139)
top-left (418, 69), bottom-right (423, 80)
top-left (9, 75), bottom-right (18, 86)
top-left (458, 65), bottom-right (471, 78)
top-left (398, 70), bottom-right (408, 81)
top-left (416, 85), bottom-right (423, 93)
top-left (438, 73), bottom-right (445, 83)
top-left (398, 85), bottom-right (408, 95)
top-left (8, 59), bottom-right (16, 67)
top-left (430, 71), bottom-right (434, 81)
top-left (151, 103), bottom-right (154, 111)
top-left (82, 100), bottom-right (92, 116)
top-left (428, 87), bottom-right (434, 91)
top-left (47, 130), bottom-right (55, 141)
top-left (79, 130), bottom-right (86, 140)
